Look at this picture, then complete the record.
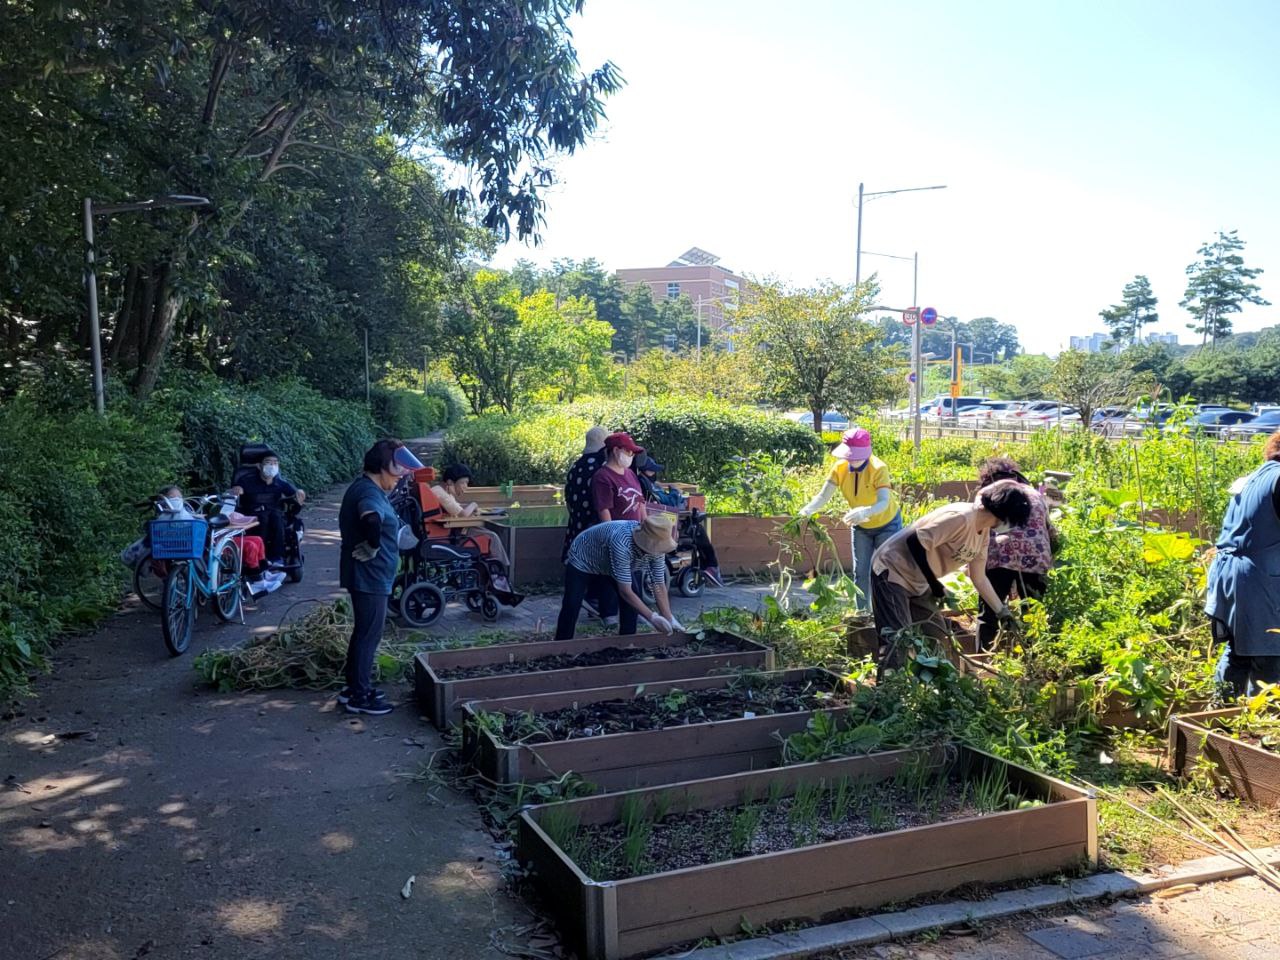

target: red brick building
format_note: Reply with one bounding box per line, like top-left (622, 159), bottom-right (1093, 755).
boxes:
top-left (616, 247), bottom-right (746, 333)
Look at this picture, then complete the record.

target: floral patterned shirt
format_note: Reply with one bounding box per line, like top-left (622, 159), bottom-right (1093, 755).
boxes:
top-left (984, 484), bottom-right (1052, 574)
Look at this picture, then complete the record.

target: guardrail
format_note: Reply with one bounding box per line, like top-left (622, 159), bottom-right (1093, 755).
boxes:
top-left (890, 420), bottom-right (1260, 444)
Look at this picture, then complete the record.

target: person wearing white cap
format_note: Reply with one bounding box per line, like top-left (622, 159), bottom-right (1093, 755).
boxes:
top-left (799, 426), bottom-right (901, 611)
top-left (555, 514), bottom-right (683, 640)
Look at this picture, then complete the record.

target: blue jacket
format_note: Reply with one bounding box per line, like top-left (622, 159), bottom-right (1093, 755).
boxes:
top-left (1205, 459), bottom-right (1280, 655)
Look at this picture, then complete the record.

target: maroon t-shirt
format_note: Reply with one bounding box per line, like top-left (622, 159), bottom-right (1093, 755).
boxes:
top-left (591, 466), bottom-right (647, 522)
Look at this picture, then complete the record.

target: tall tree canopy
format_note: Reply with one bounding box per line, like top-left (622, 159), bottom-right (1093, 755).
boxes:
top-left (1181, 231), bottom-right (1268, 348)
top-left (1099, 274), bottom-right (1159, 347)
top-left (0, 0), bottom-right (621, 396)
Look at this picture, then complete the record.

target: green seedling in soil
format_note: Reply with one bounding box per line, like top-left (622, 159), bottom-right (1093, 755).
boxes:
top-left (830, 776), bottom-right (853, 823)
top-left (789, 780), bottom-right (823, 843)
top-left (730, 803), bottom-right (763, 855)
top-left (539, 805), bottom-right (582, 859)
top-left (867, 793), bottom-right (896, 832)
top-left (969, 762), bottom-right (1010, 814)
top-left (620, 809), bottom-right (652, 875)
top-left (659, 689), bottom-right (690, 714)
top-left (471, 708), bottom-right (507, 738)
top-left (650, 790), bottom-right (672, 823)
top-left (767, 778), bottom-right (786, 806)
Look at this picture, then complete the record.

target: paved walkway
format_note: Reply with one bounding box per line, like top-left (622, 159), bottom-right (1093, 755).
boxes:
top-left (824, 875), bottom-right (1280, 960)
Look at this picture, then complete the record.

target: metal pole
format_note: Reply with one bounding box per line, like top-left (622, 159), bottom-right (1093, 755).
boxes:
top-left (83, 198), bottom-right (105, 415)
top-left (364, 327), bottom-right (370, 405)
top-left (423, 349), bottom-right (428, 394)
top-left (912, 252), bottom-right (921, 457)
top-left (854, 182), bottom-right (864, 288)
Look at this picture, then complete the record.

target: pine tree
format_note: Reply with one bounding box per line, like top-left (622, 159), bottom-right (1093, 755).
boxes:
top-left (1181, 231), bottom-right (1269, 348)
top-left (1099, 275), bottom-right (1159, 347)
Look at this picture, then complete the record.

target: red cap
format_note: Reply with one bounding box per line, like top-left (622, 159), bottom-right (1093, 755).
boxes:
top-left (603, 432), bottom-right (644, 454)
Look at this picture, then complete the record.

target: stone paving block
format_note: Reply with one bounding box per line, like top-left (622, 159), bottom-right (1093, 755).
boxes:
top-left (1024, 925), bottom-right (1111, 959)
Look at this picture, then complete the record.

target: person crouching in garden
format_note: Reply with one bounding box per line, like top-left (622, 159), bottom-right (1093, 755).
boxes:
top-left (337, 438), bottom-right (422, 716)
top-left (973, 457), bottom-right (1055, 651)
top-left (555, 515), bottom-right (683, 640)
top-left (869, 479), bottom-right (1032, 673)
top-left (1205, 430), bottom-right (1280, 696)
top-left (799, 427), bottom-right (901, 611)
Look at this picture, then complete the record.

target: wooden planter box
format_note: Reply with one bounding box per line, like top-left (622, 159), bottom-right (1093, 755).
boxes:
top-left (1168, 707), bottom-right (1280, 806)
top-left (460, 668), bottom-right (847, 790)
top-left (518, 745), bottom-right (1097, 960)
top-left (468, 483), bottom-right (563, 508)
top-left (414, 632), bottom-right (775, 728)
top-left (484, 510), bottom-right (569, 588)
top-left (706, 514), bottom-right (853, 576)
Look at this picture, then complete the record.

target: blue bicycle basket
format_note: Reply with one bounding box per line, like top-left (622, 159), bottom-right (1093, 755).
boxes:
top-left (149, 518), bottom-right (208, 560)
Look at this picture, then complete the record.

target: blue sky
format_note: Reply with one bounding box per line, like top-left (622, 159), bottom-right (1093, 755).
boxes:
top-left (487, 0), bottom-right (1280, 354)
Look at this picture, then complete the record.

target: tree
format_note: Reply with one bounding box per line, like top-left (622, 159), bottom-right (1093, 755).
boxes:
top-left (973, 354), bottom-right (1055, 399)
top-left (1181, 231), bottom-right (1269, 347)
top-left (964, 317), bottom-right (1021, 362)
top-left (626, 348), bottom-right (760, 405)
top-left (0, 0), bottom-right (621, 396)
top-left (618, 283), bottom-right (662, 357)
top-left (740, 278), bottom-right (897, 432)
top-left (437, 271), bottom-right (615, 413)
top-left (1051, 350), bottom-right (1147, 426)
top-left (1099, 275), bottom-right (1159, 347)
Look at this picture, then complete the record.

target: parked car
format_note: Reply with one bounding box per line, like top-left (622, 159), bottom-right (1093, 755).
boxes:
top-left (1008, 401), bottom-right (1080, 428)
top-left (924, 395), bottom-right (987, 419)
top-left (791, 410), bottom-right (851, 432)
top-left (957, 400), bottom-right (1023, 426)
top-left (1167, 409), bottom-right (1255, 437)
top-left (1223, 410), bottom-right (1280, 439)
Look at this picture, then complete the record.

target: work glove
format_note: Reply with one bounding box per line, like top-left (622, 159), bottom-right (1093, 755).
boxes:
top-left (669, 616), bottom-right (687, 634)
top-left (996, 603), bottom-right (1019, 626)
top-left (650, 614), bottom-right (674, 635)
top-left (843, 506), bottom-right (873, 526)
top-left (352, 543), bottom-right (380, 563)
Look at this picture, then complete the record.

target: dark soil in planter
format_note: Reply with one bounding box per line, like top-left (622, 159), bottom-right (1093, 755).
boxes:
top-left (485, 674), bottom-right (846, 741)
top-left (433, 637), bottom-right (741, 681)
top-left (548, 757), bottom-right (1043, 882)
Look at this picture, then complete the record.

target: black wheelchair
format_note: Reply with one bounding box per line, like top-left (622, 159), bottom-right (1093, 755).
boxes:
top-left (637, 508), bottom-right (711, 603)
top-left (233, 443), bottom-right (306, 583)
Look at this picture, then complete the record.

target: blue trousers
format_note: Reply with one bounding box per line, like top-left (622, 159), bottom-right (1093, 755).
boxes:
top-left (852, 512), bottom-right (903, 612)
top-left (344, 591), bottom-right (388, 699)
top-left (1215, 645), bottom-right (1280, 697)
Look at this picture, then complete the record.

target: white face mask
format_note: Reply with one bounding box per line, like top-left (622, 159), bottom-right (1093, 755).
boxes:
top-left (261, 463), bottom-right (280, 479)
top-left (617, 451), bottom-right (634, 468)
top-left (163, 496), bottom-right (185, 513)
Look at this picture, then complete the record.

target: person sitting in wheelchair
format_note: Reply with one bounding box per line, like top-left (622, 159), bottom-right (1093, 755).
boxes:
top-left (230, 449), bottom-right (306, 571)
top-left (634, 452), bottom-right (723, 587)
top-left (429, 464), bottom-right (512, 590)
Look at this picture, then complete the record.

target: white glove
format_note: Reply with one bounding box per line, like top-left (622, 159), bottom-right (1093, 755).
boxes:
top-left (669, 616), bottom-right (687, 634)
top-left (843, 506), bottom-right (873, 526)
top-left (352, 543), bottom-right (380, 563)
top-left (650, 614), bottom-right (674, 635)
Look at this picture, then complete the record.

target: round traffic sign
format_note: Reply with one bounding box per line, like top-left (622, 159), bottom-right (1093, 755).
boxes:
top-left (921, 307), bottom-right (938, 326)
top-left (902, 308), bottom-right (918, 326)
top-left (906, 371), bottom-right (917, 384)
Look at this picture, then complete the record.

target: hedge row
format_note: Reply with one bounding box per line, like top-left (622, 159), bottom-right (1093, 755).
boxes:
top-left (441, 397), bottom-right (824, 486)
top-left (0, 374), bottom-right (380, 698)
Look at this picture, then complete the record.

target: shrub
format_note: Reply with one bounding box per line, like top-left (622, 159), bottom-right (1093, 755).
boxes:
top-left (442, 396), bottom-right (823, 486)
top-left (0, 397), bottom-right (185, 695)
top-left (370, 386), bottom-right (447, 438)
top-left (426, 379), bottom-right (469, 426)
top-left (156, 375), bottom-right (376, 491)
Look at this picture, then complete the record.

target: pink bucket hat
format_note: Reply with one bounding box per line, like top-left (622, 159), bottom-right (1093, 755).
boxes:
top-left (832, 427), bottom-right (872, 462)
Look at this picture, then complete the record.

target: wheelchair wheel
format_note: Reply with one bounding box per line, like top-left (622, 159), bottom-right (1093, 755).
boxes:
top-left (481, 595), bottom-right (500, 622)
top-left (465, 592), bottom-right (483, 613)
top-left (400, 581), bottom-right (445, 628)
top-left (161, 563), bottom-right (195, 657)
top-left (133, 551), bottom-right (166, 611)
top-left (212, 539), bottom-right (242, 623)
top-left (676, 566), bottom-right (704, 599)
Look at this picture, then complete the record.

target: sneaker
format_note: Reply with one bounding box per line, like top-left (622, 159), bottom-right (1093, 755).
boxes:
top-left (336, 687), bottom-right (388, 705)
top-left (703, 566), bottom-right (725, 587)
top-left (601, 616), bottom-right (618, 629)
top-left (344, 693), bottom-right (393, 716)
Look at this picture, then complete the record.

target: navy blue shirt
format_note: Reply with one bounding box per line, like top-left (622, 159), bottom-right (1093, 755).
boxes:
top-left (338, 476), bottom-right (400, 595)
top-left (237, 471), bottom-right (298, 513)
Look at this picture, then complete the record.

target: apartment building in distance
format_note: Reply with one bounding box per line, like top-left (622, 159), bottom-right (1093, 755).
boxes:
top-left (1068, 330), bottom-right (1179, 352)
top-left (616, 247), bottom-right (746, 332)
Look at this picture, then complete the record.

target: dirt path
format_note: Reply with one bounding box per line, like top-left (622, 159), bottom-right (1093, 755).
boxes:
top-left (0, 486), bottom-right (524, 960)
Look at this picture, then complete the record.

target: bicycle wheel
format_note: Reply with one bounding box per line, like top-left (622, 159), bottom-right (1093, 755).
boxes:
top-left (133, 552), bottom-right (166, 611)
top-left (212, 538), bottom-right (242, 623)
top-left (161, 563), bottom-right (195, 657)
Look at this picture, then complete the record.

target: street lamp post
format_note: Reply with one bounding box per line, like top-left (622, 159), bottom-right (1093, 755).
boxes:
top-left (83, 194), bottom-right (212, 414)
top-left (863, 249), bottom-right (923, 454)
top-left (854, 182), bottom-right (946, 288)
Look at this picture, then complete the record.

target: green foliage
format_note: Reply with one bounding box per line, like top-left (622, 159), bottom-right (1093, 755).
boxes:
top-left (157, 375), bottom-right (375, 491)
top-left (369, 386), bottom-right (447, 439)
top-left (443, 396), bottom-right (823, 487)
top-left (1181, 230), bottom-right (1269, 347)
top-left (0, 396), bottom-right (184, 696)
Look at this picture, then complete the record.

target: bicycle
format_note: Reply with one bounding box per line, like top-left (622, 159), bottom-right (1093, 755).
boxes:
top-left (131, 494), bottom-right (207, 611)
top-left (149, 495), bottom-right (254, 656)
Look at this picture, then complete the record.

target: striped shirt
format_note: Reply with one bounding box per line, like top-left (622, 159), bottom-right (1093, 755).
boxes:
top-left (566, 520), bottom-right (666, 586)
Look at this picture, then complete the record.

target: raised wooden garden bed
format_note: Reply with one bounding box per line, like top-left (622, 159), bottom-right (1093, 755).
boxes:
top-left (707, 514), bottom-right (853, 575)
top-left (468, 483), bottom-right (563, 508)
top-left (414, 632), bottom-right (775, 728)
top-left (518, 745), bottom-right (1097, 960)
top-left (1168, 707), bottom-right (1280, 806)
top-left (483, 507), bottom-right (569, 587)
top-left (460, 668), bottom-right (848, 790)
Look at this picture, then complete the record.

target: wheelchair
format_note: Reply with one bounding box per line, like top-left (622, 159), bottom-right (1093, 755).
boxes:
top-left (388, 468), bottom-right (523, 628)
top-left (637, 507), bottom-right (710, 603)
top-left (232, 442), bottom-right (306, 583)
